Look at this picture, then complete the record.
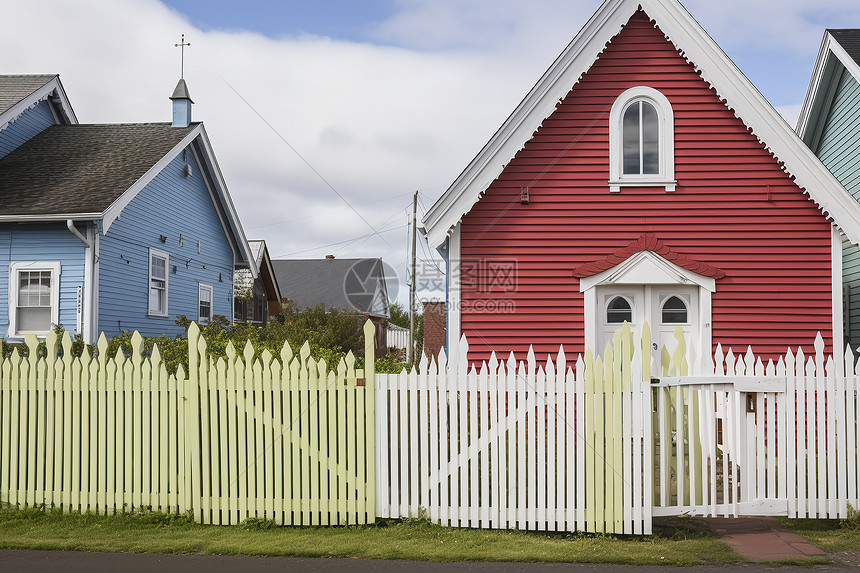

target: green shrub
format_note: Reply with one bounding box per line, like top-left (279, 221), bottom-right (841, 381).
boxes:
top-left (1, 306), bottom-right (413, 376)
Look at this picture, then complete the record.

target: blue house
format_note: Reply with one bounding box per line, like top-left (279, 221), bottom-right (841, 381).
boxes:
top-left (798, 30), bottom-right (860, 351)
top-left (0, 74), bottom-right (256, 343)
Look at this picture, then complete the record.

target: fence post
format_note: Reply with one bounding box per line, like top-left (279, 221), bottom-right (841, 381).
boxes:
top-left (364, 319), bottom-right (376, 524)
top-left (185, 322), bottom-right (202, 521)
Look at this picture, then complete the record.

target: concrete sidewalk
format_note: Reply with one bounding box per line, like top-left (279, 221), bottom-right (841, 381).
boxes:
top-left (706, 517), bottom-right (826, 563)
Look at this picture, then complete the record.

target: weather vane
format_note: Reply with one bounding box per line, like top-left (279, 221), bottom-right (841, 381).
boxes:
top-left (175, 34), bottom-right (191, 79)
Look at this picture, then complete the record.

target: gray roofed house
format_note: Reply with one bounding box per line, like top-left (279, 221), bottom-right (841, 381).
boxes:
top-left (272, 257), bottom-right (390, 319)
top-left (0, 73), bottom-right (256, 343)
top-left (272, 257), bottom-right (391, 355)
top-left (234, 240), bottom-right (282, 325)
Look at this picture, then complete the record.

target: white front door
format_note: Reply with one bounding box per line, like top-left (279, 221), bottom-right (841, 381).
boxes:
top-left (597, 285), bottom-right (699, 371)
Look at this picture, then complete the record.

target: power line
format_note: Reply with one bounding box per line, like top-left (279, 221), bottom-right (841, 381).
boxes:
top-left (272, 223), bottom-right (406, 258)
top-left (222, 78), bottom-right (392, 248)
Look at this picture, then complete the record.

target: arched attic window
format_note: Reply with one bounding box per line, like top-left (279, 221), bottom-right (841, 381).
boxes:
top-left (608, 86), bottom-right (676, 193)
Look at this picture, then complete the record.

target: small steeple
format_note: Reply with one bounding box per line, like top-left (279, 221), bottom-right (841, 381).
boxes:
top-left (170, 78), bottom-right (194, 127)
top-left (170, 34), bottom-right (193, 127)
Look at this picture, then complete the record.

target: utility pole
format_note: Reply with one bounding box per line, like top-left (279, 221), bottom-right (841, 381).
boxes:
top-left (409, 190), bottom-right (418, 363)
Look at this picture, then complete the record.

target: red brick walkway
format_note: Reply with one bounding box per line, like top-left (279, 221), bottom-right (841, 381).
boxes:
top-left (707, 517), bottom-right (825, 562)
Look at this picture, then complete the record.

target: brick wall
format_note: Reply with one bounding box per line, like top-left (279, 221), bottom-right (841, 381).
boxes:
top-left (422, 300), bottom-right (446, 362)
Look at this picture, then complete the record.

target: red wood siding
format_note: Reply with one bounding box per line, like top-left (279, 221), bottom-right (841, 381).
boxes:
top-left (459, 10), bottom-right (834, 363)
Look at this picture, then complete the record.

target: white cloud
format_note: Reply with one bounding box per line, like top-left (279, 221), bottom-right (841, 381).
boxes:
top-left (3, 0), bottom-right (859, 305)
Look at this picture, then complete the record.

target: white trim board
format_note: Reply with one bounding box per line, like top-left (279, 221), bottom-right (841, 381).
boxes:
top-left (0, 75), bottom-right (77, 132)
top-left (422, 0), bottom-right (860, 248)
top-left (100, 124), bottom-right (257, 277)
top-left (798, 31), bottom-right (860, 146)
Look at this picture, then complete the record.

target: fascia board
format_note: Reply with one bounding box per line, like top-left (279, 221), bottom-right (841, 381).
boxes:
top-left (0, 76), bottom-right (77, 132)
top-left (797, 33), bottom-right (835, 141)
top-left (194, 127), bottom-right (258, 278)
top-left (0, 213), bottom-right (101, 222)
top-left (51, 76), bottom-right (77, 124)
top-left (101, 125), bottom-right (202, 234)
top-left (424, 0), bottom-right (860, 248)
top-left (423, 0), bottom-right (631, 248)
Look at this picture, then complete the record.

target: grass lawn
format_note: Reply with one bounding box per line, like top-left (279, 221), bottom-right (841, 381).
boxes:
top-left (780, 517), bottom-right (860, 552)
top-left (0, 507), bottom-right (740, 566)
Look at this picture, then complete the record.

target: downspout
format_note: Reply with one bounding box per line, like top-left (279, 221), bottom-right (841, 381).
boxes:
top-left (67, 220), bottom-right (94, 343)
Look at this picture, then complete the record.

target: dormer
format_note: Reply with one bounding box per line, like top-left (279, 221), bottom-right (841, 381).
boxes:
top-left (0, 74), bottom-right (77, 159)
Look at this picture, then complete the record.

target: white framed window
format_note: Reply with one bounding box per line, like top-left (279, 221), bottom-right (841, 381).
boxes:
top-left (198, 283), bottom-right (213, 324)
top-left (608, 86), bottom-right (676, 193)
top-left (148, 248), bottom-right (169, 317)
top-left (9, 261), bottom-right (61, 337)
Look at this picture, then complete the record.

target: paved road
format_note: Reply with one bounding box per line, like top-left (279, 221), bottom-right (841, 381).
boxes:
top-left (0, 550), bottom-right (856, 572)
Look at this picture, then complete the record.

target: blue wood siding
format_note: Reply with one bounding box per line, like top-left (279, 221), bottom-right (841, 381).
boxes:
top-left (98, 145), bottom-right (235, 338)
top-left (0, 223), bottom-right (86, 339)
top-left (0, 100), bottom-right (57, 160)
top-left (818, 69), bottom-right (860, 349)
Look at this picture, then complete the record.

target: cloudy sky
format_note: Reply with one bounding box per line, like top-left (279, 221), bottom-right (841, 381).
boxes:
top-left (3, 0), bottom-right (860, 305)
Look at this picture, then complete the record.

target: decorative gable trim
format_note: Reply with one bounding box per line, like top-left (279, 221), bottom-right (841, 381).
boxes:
top-left (423, 0), bottom-right (860, 248)
top-left (578, 249), bottom-right (717, 294)
top-left (0, 76), bottom-right (77, 133)
top-left (573, 234), bottom-right (726, 280)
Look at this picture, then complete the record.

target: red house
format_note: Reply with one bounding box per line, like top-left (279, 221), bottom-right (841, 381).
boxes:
top-left (422, 0), bottom-right (860, 373)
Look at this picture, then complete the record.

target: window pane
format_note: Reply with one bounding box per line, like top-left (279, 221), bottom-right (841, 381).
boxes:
top-left (18, 307), bottom-right (51, 332)
top-left (19, 271), bottom-right (50, 307)
top-left (152, 255), bottom-right (166, 279)
top-left (622, 103), bottom-right (640, 175)
top-left (641, 101), bottom-right (659, 174)
top-left (606, 296), bottom-right (632, 324)
top-left (662, 296), bottom-right (688, 324)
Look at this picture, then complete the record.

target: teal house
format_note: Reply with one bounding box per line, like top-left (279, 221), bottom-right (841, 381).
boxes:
top-left (0, 75), bottom-right (256, 343)
top-left (799, 31), bottom-right (860, 352)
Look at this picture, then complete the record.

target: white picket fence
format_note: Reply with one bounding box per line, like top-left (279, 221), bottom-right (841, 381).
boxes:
top-left (653, 332), bottom-right (860, 519)
top-left (375, 323), bottom-right (654, 534)
top-left (377, 324), bottom-right (860, 534)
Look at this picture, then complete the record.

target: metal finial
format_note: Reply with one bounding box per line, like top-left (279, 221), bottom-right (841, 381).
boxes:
top-left (175, 34), bottom-right (191, 79)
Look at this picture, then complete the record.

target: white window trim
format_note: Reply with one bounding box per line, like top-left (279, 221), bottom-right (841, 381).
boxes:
top-left (148, 248), bottom-right (169, 317)
top-left (198, 283), bottom-right (213, 324)
top-left (608, 86), bottom-right (676, 193)
top-left (8, 261), bottom-right (61, 338)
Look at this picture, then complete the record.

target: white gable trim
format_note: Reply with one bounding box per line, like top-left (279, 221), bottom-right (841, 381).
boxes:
top-left (101, 124), bottom-right (257, 277)
top-left (193, 127), bottom-right (258, 278)
top-left (0, 76), bottom-right (77, 132)
top-left (798, 31), bottom-right (860, 150)
top-left (423, 0), bottom-right (860, 248)
top-left (579, 250), bottom-right (716, 293)
top-left (102, 126), bottom-right (201, 234)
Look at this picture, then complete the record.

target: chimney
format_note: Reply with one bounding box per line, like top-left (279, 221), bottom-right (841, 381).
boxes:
top-left (325, 254), bottom-right (335, 259)
top-left (170, 79), bottom-right (193, 127)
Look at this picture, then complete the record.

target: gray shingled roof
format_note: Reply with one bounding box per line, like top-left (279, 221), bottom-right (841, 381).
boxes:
top-left (0, 75), bottom-right (56, 116)
top-left (829, 29), bottom-right (860, 67)
top-left (272, 258), bottom-right (390, 318)
top-left (0, 122), bottom-right (197, 216)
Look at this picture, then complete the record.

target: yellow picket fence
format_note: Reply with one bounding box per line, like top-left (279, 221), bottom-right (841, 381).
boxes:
top-left (0, 322), bottom-right (375, 525)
